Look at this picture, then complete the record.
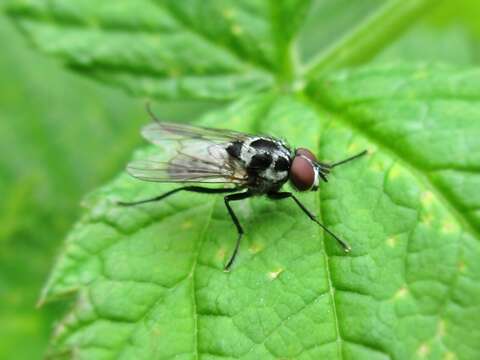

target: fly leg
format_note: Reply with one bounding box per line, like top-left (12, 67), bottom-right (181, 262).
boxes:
top-left (118, 187), bottom-right (251, 271)
top-left (223, 191), bottom-right (253, 271)
top-left (117, 186), bottom-right (239, 206)
top-left (268, 192), bottom-right (351, 252)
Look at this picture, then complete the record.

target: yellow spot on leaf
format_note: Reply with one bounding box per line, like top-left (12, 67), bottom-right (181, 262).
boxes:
top-left (217, 247), bottom-right (226, 259)
top-left (268, 268), bottom-right (283, 280)
top-left (54, 323), bottom-right (67, 338)
top-left (417, 343), bottom-right (430, 358)
top-left (231, 24), bottom-right (243, 35)
top-left (249, 243), bottom-right (263, 254)
top-left (222, 8), bottom-right (234, 19)
top-left (181, 221), bottom-right (193, 229)
top-left (292, 79), bottom-right (306, 92)
top-left (388, 163), bottom-right (402, 180)
top-left (229, 116), bottom-right (242, 127)
top-left (458, 261), bottom-right (466, 273)
top-left (347, 142), bottom-right (360, 154)
top-left (369, 160), bottom-right (385, 173)
top-left (421, 213), bottom-right (433, 226)
top-left (421, 191), bottom-right (435, 207)
top-left (152, 327), bottom-right (161, 337)
top-left (444, 351), bottom-right (457, 360)
top-left (386, 236), bottom-right (397, 248)
top-left (437, 320), bottom-right (446, 337)
top-left (394, 285), bottom-right (408, 300)
top-left (442, 219), bottom-right (459, 234)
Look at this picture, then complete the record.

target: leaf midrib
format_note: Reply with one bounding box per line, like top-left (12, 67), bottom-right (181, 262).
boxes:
top-left (315, 119), bottom-right (344, 359)
top-left (305, 95), bottom-right (472, 358)
top-left (189, 196), bottom-right (218, 360)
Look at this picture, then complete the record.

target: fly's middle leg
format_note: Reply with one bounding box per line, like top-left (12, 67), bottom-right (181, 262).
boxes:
top-left (223, 191), bottom-right (252, 271)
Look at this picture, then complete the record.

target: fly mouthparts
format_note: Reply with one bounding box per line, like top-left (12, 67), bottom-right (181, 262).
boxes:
top-left (317, 166), bottom-right (330, 182)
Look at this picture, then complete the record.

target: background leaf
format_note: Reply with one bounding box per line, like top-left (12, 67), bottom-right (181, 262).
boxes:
top-left (2, 0), bottom-right (480, 359)
top-left (309, 64), bottom-right (480, 358)
top-left (5, 0), bottom-right (288, 100)
top-left (5, 0), bottom-right (439, 100)
top-left (0, 14), bottom-right (148, 358)
top-left (40, 65), bottom-right (480, 359)
top-left (0, 13), bottom-right (214, 359)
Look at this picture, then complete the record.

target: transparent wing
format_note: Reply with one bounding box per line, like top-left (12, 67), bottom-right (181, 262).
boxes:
top-left (141, 121), bottom-right (252, 144)
top-left (126, 122), bottom-right (249, 184)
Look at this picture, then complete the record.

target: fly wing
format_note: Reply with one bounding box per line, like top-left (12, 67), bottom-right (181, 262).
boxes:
top-left (126, 145), bottom-right (247, 184)
top-left (126, 122), bottom-right (249, 184)
top-left (141, 121), bottom-right (252, 144)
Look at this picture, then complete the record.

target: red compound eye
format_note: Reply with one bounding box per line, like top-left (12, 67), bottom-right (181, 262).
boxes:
top-left (295, 148), bottom-right (317, 162)
top-left (290, 155), bottom-right (315, 191)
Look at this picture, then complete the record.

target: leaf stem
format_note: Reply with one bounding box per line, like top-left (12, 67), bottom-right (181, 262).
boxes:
top-left (303, 0), bottom-right (442, 78)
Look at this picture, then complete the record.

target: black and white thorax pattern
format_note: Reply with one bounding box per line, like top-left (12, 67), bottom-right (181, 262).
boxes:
top-left (226, 136), bottom-right (292, 194)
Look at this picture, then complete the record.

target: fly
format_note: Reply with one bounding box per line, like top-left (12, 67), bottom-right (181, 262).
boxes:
top-left (119, 106), bottom-right (367, 271)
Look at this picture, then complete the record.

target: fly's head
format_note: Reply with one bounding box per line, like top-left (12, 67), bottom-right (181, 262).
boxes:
top-left (289, 148), bottom-right (331, 191)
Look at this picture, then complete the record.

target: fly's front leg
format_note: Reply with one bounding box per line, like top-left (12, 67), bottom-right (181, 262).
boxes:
top-left (268, 192), bottom-right (351, 252)
top-left (117, 186), bottom-right (239, 206)
top-left (223, 191), bottom-right (253, 271)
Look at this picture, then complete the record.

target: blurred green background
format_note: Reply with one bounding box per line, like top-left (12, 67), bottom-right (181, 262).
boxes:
top-left (1, 1), bottom-right (480, 358)
top-left (0, 13), bottom-right (216, 359)
top-left (0, 14), bottom-right (143, 359)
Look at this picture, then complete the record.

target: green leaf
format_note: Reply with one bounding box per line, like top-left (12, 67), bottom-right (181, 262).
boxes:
top-left (5, 0), bottom-right (437, 100)
top-left (6, 1), bottom-right (480, 359)
top-left (375, 24), bottom-right (476, 67)
top-left (41, 65), bottom-right (480, 359)
top-left (0, 13), bottom-right (149, 359)
top-left (5, 0), bottom-right (292, 100)
top-left (0, 11), bottom-right (213, 359)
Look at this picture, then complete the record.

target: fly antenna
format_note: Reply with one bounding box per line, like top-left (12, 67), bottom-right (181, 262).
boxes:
top-left (145, 101), bottom-right (160, 123)
top-left (330, 150), bottom-right (368, 168)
